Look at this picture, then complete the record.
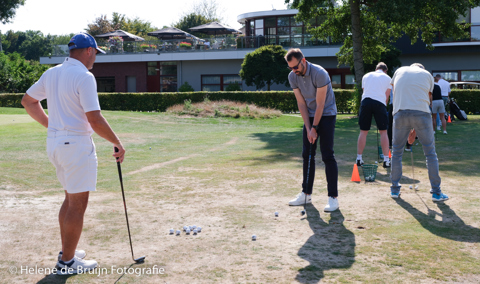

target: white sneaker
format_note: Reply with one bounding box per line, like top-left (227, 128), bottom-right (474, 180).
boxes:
top-left (437, 126), bottom-right (441, 131)
top-left (289, 192), bottom-right (311, 206)
top-left (324, 196), bottom-right (339, 212)
top-left (58, 250), bottom-right (86, 261)
top-left (56, 256), bottom-right (98, 275)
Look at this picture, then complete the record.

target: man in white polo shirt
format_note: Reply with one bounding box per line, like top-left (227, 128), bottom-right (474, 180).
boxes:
top-left (390, 63), bottom-right (448, 202)
top-left (21, 33), bottom-right (126, 275)
top-left (356, 62), bottom-right (392, 168)
top-left (435, 74), bottom-right (451, 117)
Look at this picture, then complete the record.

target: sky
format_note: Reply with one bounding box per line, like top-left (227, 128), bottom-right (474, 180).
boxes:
top-left (1, 0), bottom-right (290, 35)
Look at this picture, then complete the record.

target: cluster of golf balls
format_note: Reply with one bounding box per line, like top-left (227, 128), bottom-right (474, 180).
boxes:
top-left (409, 185), bottom-right (419, 190)
top-left (365, 176), bottom-right (375, 181)
top-left (169, 225), bottom-right (202, 236)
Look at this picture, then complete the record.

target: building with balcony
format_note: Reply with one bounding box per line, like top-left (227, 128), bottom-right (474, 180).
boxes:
top-left (40, 8), bottom-right (480, 92)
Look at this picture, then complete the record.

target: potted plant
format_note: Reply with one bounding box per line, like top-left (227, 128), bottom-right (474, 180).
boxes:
top-left (108, 36), bottom-right (124, 53)
top-left (179, 41), bottom-right (192, 50)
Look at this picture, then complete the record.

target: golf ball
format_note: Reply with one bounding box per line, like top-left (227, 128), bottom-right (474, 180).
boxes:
top-left (169, 229), bottom-right (174, 234)
top-left (175, 230), bottom-right (181, 235)
top-left (274, 211), bottom-right (279, 217)
top-left (188, 226), bottom-right (193, 231)
top-left (197, 227), bottom-right (202, 232)
top-left (375, 161), bottom-right (378, 164)
top-left (409, 185), bottom-right (413, 189)
top-left (192, 225), bottom-right (197, 230)
top-left (149, 147), bottom-right (151, 150)
top-left (183, 226), bottom-right (187, 231)
top-left (193, 229), bottom-right (198, 234)
top-left (186, 229), bottom-right (191, 234)
top-left (415, 185), bottom-right (419, 190)
top-left (252, 235), bottom-right (257, 240)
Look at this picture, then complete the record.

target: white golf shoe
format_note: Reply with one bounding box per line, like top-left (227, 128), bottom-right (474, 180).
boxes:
top-left (324, 196), bottom-right (339, 212)
top-left (56, 256), bottom-right (98, 275)
top-left (289, 192), bottom-right (311, 206)
top-left (58, 250), bottom-right (86, 261)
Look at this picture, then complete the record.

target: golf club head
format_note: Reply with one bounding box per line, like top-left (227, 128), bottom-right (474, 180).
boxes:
top-left (301, 210), bottom-right (306, 216)
top-left (134, 256), bottom-right (146, 264)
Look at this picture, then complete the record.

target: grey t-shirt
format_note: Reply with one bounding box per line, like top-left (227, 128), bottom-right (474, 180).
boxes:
top-left (288, 62), bottom-right (337, 117)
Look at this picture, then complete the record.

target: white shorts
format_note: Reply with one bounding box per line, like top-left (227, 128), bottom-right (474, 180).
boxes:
top-left (47, 131), bottom-right (97, 194)
top-left (432, 100), bottom-right (446, 114)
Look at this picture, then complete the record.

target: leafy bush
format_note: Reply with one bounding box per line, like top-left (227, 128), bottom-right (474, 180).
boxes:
top-left (225, 83), bottom-right (242, 91)
top-left (178, 82), bottom-right (194, 92)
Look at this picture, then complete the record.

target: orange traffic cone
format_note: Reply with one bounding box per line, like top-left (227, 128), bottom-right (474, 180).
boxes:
top-left (447, 115), bottom-right (452, 123)
top-left (389, 149), bottom-right (392, 159)
top-left (351, 164), bottom-right (361, 182)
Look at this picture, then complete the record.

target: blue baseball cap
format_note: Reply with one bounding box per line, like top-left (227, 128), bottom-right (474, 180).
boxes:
top-left (68, 33), bottom-right (105, 54)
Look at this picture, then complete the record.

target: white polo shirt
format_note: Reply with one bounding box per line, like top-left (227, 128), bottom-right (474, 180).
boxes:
top-left (361, 69), bottom-right (392, 105)
top-left (437, 78), bottom-right (451, 97)
top-left (390, 66), bottom-right (434, 115)
top-left (27, 57), bottom-right (101, 135)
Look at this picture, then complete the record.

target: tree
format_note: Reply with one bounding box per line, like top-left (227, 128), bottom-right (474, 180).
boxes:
top-left (239, 45), bottom-right (290, 91)
top-left (85, 13), bottom-right (157, 40)
top-left (0, 51), bottom-right (48, 93)
top-left (0, 0), bottom-right (25, 24)
top-left (173, 13), bottom-right (211, 36)
top-left (1, 30), bottom-right (52, 60)
top-left (287, 0), bottom-right (480, 86)
top-left (191, 0), bottom-right (225, 23)
top-left (85, 15), bottom-right (115, 36)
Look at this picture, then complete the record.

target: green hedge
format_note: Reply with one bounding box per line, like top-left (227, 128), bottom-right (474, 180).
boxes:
top-left (2, 89), bottom-right (477, 114)
top-left (450, 90), bottom-right (480, 115)
top-left (0, 90), bottom-right (355, 113)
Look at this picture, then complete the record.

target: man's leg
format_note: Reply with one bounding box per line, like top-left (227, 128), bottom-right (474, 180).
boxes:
top-left (318, 116), bottom-right (338, 197)
top-left (411, 112), bottom-right (442, 195)
top-left (440, 113), bottom-right (447, 132)
top-left (432, 113), bottom-right (437, 131)
top-left (357, 130), bottom-right (368, 155)
top-left (379, 130), bottom-right (389, 158)
top-left (390, 111), bottom-right (412, 195)
top-left (60, 191), bottom-right (89, 261)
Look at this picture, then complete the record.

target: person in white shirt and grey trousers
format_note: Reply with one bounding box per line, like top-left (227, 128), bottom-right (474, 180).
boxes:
top-left (22, 33), bottom-right (126, 275)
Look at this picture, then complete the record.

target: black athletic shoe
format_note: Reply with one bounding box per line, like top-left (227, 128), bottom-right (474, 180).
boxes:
top-left (405, 144), bottom-right (412, 152)
top-left (383, 160), bottom-right (391, 168)
top-left (356, 159), bottom-right (364, 167)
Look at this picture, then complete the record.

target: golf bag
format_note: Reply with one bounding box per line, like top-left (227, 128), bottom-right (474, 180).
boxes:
top-left (449, 98), bottom-right (467, 120)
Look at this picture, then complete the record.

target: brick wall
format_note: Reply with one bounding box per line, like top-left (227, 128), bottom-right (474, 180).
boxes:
top-left (91, 62), bottom-right (148, 92)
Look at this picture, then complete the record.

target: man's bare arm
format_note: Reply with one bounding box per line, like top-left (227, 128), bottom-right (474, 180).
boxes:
top-left (86, 110), bottom-right (125, 163)
top-left (21, 94), bottom-right (48, 128)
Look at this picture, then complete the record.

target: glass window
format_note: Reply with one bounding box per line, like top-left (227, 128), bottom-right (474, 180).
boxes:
top-left (202, 76), bottom-right (221, 84)
top-left (345, 75), bottom-right (356, 89)
top-left (291, 27), bottom-right (302, 35)
top-left (161, 84), bottom-right (177, 92)
top-left (266, 27), bottom-right (276, 36)
top-left (255, 19), bottom-right (264, 29)
top-left (277, 16), bottom-right (290, 26)
top-left (161, 76), bottom-right (177, 85)
top-left (433, 72), bottom-right (458, 81)
top-left (278, 27), bottom-right (290, 35)
top-left (147, 62), bottom-right (157, 75)
top-left (160, 64), bottom-right (177, 75)
top-left (291, 16), bottom-right (302, 26)
top-left (223, 75), bottom-right (241, 84)
top-left (265, 17), bottom-right (276, 27)
top-left (472, 7), bottom-right (480, 24)
top-left (331, 75), bottom-right (341, 88)
top-left (457, 9), bottom-right (470, 23)
top-left (96, 77), bottom-right (115, 92)
top-left (471, 26), bottom-right (480, 41)
top-left (461, 70), bottom-right (480, 81)
top-left (256, 28), bottom-right (264, 36)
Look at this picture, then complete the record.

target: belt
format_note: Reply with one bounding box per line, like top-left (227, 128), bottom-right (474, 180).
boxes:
top-left (47, 130), bottom-right (91, 138)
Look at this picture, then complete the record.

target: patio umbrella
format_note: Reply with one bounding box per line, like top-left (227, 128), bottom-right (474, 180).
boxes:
top-left (95, 30), bottom-right (144, 41)
top-left (147, 27), bottom-right (198, 40)
top-left (188, 22), bottom-right (241, 36)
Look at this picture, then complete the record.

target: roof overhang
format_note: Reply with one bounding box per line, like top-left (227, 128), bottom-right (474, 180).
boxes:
top-left (237, 9), bottom-right (298, 24)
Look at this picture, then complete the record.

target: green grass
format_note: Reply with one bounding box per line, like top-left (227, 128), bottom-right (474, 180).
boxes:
top-left (1, 107), bottom-right (479, 283)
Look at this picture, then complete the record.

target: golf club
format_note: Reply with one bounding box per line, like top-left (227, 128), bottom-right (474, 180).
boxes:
top-left (115, 147), bottom-right (146, 264)
top-left (301, 143), bottom-right (314, 216)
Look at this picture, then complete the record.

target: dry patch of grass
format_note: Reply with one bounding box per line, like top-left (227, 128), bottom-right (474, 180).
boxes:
top-left (166, 99), bottom-right (282, 119)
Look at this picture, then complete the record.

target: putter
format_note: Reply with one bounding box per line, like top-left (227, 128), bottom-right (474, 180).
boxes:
top-left (115, 147), bottom-right (146, 264)
top-left (301, 143), bottom-right (314, 216)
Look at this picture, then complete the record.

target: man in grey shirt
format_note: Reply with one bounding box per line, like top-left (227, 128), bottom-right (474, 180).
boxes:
top-left (285, 48), bottom-right (339, 212)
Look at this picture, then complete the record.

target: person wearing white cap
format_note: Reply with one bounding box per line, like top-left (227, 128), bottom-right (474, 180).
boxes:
top-left (21, 32), bottom-right (126, 275)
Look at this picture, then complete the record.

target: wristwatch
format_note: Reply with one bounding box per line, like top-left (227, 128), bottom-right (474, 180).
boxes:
top-left (312, 125), bottom-right (319, 131)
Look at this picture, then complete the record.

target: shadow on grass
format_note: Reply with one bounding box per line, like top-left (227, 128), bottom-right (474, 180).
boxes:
top-left (296, 205), bottom-right (355, 283)
top-left (394, 195), bottom-right (480, 243)
top-left (37, 273), bottom-right (75, 284)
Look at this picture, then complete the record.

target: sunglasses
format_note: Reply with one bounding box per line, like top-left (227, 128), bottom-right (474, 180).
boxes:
top-left (287, 58), bottom-right (303, 70)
